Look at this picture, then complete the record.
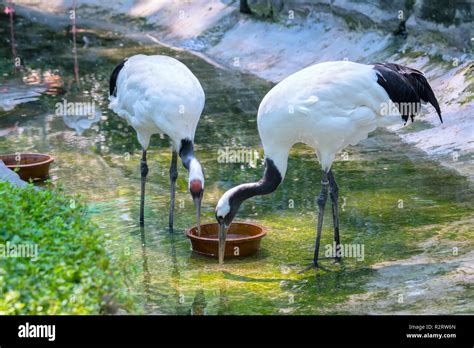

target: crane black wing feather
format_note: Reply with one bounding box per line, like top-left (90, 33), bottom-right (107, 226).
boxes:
top-left (109, 58), bottom-right (128, 97)
top-left (373, 62), bottom-right (442, 123)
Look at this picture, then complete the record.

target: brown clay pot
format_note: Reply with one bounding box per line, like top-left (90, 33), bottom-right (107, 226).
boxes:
top-left (186, 221), bottom-right (266, 258)
top-left (0, 153), bottom-right (54, 181)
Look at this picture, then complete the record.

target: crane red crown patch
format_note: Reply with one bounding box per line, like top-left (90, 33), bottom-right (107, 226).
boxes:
top-left (190, 179), bottom-right (202, 194)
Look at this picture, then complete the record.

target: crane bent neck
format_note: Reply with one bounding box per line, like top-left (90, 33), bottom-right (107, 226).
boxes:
top-left (179, 138), bottom-right (204, 188)
top-left (219, 157), bottom-right (282, 225)
top-left (234, 157), bottom-right (282, 201)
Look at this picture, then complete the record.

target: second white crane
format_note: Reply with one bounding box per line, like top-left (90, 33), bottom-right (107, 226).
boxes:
top-left (215, 61), bottom-right (442, 270)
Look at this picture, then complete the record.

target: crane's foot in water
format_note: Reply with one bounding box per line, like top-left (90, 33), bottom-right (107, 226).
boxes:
top-left (298, 261), bottom-right (327, 273)
top-left (298, 262), bottom-right (319, 273)
top-left (298, 257), bottom-right (341, 273)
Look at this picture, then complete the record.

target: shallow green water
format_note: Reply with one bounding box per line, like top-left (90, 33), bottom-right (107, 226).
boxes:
top-left (0, 15), bottom-right (472, 314)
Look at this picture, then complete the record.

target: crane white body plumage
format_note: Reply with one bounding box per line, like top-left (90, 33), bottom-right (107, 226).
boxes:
top-left (109, 54), bottom-right (205, 150)
top-left (257, 61), bottom-right (401, 177)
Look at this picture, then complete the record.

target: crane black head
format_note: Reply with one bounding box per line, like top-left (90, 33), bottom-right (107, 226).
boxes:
top-left (180, 138), bottom-right (205, 233)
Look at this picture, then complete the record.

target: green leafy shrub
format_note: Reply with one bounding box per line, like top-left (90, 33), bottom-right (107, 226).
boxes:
top-left (0, 182), bottom-right (132, 314)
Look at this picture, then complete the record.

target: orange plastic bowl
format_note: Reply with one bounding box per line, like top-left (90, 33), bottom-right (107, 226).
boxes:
top-left (186, 221), bottom-right (266, 258)
top-left (0, 153), bottom-right (54, 181)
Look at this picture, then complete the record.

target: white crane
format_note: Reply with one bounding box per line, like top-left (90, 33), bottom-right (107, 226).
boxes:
top-left (109, 54), bottom-right (205, 230)
top-left (215, 61), bottom-right (442, 269)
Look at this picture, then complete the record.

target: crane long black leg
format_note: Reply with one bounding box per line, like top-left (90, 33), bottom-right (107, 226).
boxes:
top-left (313, 171), bottom-right (329, 267)
top-left (168, 150), bottom-right (178, 232)
top-left (299, 170), bottom-right (329, 273)
top-left (139, 149), bottom-right (148, 227)
top-left (328, 169), bottom-right (341, 262)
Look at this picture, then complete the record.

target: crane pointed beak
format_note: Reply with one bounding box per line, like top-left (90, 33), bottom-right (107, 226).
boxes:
top-left (193, 195), bottom-right (202, 236)
top-left (218, 221), bottom-right (228, 265)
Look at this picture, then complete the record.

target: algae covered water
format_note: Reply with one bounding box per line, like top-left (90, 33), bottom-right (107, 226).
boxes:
top-left (0, 14), bottom-right (472, 315)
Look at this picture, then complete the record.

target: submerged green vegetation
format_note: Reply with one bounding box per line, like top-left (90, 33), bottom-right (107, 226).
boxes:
top-left (0, 182), bottom-right (135, 314)
top-left (0, 12), bottom-right (472, 315)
